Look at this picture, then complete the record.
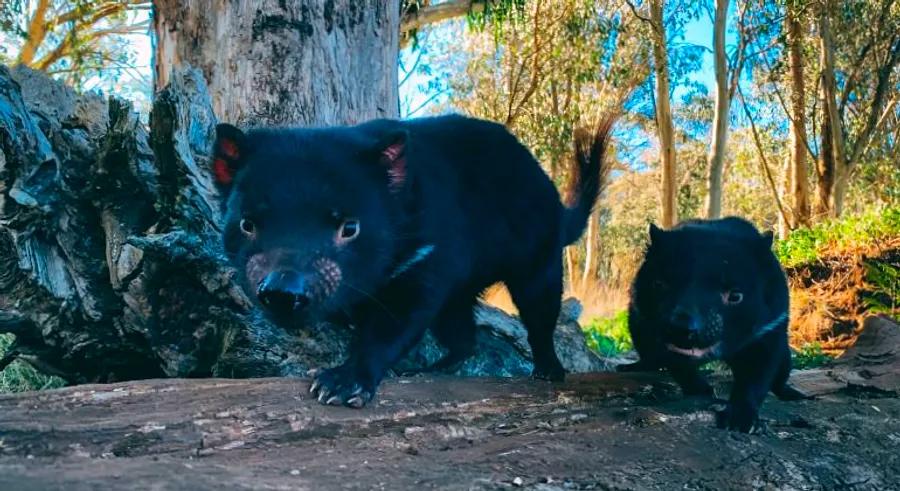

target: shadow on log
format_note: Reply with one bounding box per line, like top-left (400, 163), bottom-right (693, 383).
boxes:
top-left (0, 65), bottom-right (608, 384)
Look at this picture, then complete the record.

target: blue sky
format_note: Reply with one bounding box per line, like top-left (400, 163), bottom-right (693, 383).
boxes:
top-left (682, 16), bottom-right (717, 92)
top-left (4, 6), bottom-right (720, 119)
top-left (400, 10), bottom-right (720, 116)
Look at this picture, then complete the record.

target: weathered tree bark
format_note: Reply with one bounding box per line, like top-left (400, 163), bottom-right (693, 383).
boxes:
top-left (784, 4), bottom-right (810, 230)
top-left (815, 0), bottom-right (844, 219)
top-left (703, 0), bottom-right (730, 220)
top-left (649, 0), bottom-right (677, 228)
top-left (152, 0), bottom-right (400, 126)
top-left (0, 65), bottom-right (342, 382)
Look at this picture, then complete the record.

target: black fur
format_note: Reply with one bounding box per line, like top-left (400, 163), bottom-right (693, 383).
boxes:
top-left (213, 114), bottom-right (614, 408)
top-left (621, 217), bottom-right (807, 432)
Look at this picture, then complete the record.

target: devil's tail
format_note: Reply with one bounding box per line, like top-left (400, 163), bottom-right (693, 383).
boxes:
top-left (562, 115), bottom-right (615, 245)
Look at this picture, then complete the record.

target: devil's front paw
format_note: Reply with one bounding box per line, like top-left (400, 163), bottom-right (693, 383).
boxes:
top-left (715, 400), bottom-right (760, 433)
top-left (309, 364), bottom-right (376, 408)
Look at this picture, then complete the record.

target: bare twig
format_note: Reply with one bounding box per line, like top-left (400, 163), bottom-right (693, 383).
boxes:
top-left (738, 84), bottom-right (793, 229)
top-left (623, 0), bottom-right (653, 25)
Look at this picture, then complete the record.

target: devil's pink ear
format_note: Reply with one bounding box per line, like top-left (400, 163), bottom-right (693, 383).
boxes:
top-left (212, 123), bottom-right (247, 187)
top-left (377, 130), bottom-right (408, 191)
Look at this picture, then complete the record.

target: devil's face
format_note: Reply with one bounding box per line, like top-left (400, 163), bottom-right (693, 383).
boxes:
top-left (638, 224), bottom-right (775, 361)
top-left (212, 124), bottom-right (408, 325)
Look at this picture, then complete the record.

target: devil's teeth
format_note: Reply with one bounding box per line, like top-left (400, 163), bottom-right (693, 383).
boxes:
top-left (666, 343), bottom-right (719, 358)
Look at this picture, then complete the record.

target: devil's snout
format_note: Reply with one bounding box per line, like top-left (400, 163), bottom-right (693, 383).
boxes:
top-left (257, 270), bottom-right (312, 314)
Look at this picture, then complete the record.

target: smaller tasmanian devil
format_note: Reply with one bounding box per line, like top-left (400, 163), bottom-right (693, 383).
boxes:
top-left (211, 114), bottom-right (614, 408)
top-left (620, 217), bottom-right (808, 432)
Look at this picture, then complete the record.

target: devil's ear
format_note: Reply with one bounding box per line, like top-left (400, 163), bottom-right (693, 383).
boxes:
top-left (648, 223), bottom-right (666, 245)
top-left (374, 130), bottom-right (408, 191)
top-left (212, 123), bottom-right (247, 188)
top-left (759, 230), bottom-right (775, 249)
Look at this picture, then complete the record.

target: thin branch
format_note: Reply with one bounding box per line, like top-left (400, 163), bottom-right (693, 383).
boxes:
top-left (34, 20), bottom-right (151, 70)
top-left (400, 0), bottom-right (487, 34)
top-left (846, 36), bottom-right (900, 167)
top-left (738, 84), bottom-right (793, 229)
top-left (623, 0), bottom-right (653, 24)
top-left (405, 88), bottom-right (449, 117)
top-left (759, 53), bottom-right (818, 161)
top-left (55, 1), bottom-right (150, 25)
top-left (399, 32), bottom-right (429, 87)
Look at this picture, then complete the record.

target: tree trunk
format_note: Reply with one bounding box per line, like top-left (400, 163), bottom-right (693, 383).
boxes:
top-left (649, 0), bottom-right (677, 228)
top-left (580, 214), bottom-right (594, 288)
top-left (153, 0), bottom-right (400, 126)
top-left (704, 0), bottom-right (730, 220)
top-left (815, 0), bottom-right (844, 219)
top-left (785, 4), bottom-right (810, 230)
top-left (833, 38), bottom-right (900, 216)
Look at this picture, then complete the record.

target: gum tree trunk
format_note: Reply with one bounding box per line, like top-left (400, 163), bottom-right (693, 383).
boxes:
top-left (815, 0), bottom-right (844, 219)
top-left (153, 0), bottom-right (400, 126)
top-left (703, 0), bottom-right (730, 220)
top-left (649, 0), bottom-right (677, 228)
top-left (784, 4), bottom-right (810, 230)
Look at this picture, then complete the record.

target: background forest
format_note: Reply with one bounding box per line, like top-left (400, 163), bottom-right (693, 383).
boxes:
top-left (0, 0), bottom-right (898, 390)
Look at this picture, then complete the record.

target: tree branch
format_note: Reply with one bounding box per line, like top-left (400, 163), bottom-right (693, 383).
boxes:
top-left (624, 0), bottom-right (653, 24)
top-left (846, 36), bottom-right (900, 168)
top-left (400, 0), bottom-right (487, 34)
top-left (17, 0), bottom-right (52, 65)
top-left (737, 85), bottom-right (792, 230)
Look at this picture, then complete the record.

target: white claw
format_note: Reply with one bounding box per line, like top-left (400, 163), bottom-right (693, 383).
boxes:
top-left (326, 395), bottom-right (341, 405)
top-left (309, 381), bottom-right (319, 394)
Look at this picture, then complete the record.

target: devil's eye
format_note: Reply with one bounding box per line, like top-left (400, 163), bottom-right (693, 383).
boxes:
top-left (722, 290), bottom-right (744, 305)
top-left (239, 218), bottom-right (256, 236)
top-left (338, 219), bottom-right (360, 241)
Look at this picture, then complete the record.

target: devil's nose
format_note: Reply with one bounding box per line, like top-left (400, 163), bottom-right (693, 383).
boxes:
top-left (256, 270), bottom-right (311, 314)
top-left (670, 307), bottom-right (702, 333)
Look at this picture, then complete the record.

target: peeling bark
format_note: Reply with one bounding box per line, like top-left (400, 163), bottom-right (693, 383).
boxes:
top-left (153, 0), bottom-right (400, 126)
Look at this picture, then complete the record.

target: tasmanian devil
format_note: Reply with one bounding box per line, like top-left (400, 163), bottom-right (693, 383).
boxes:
top-left (619, 217), bottom-right (808, 432)
top-left (211, 114), bottom-right (613, 408)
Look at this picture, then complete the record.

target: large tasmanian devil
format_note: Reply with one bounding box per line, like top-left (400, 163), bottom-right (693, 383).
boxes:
top-left (211, 114), bottom-right (613, 408)
top-left (620, 217), bottom-right (808, 432)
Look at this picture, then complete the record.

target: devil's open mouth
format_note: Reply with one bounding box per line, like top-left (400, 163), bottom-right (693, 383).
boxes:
top-left (666, 342), bottom-right (721, 359)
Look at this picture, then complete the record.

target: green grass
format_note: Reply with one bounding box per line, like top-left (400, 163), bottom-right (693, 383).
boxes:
top-left (862, 259), bottom-right (900, 314)
top-left (775, 206), bottom-right (900, 268)
top-left (582, 310), bottom-right (632, 357)
top-left (791, 342), bottom-right (831, 369)
top-left (0, 334), bottom-right (66, 393)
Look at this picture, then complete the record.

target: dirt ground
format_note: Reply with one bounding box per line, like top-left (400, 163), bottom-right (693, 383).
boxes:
top-left (0, 373), bottom-right (896, 490)
top-left (0, 316), bottom-right (897, 491)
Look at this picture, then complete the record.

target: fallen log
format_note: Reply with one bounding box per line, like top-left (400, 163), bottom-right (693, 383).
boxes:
top-left (0, 64), bottom-right (606, 384)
